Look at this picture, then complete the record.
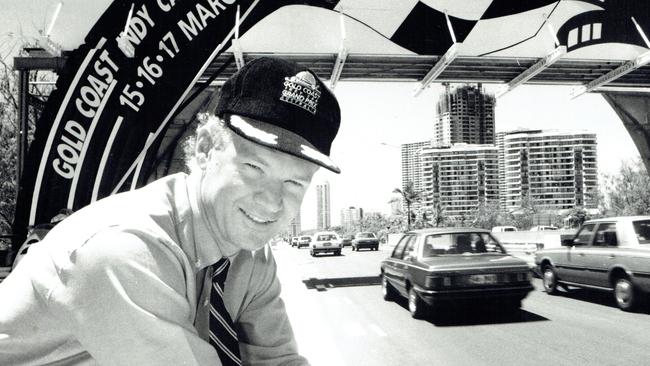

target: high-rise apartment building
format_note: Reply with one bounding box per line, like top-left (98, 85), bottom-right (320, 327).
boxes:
top-left (420, 144), bottom-right (500, 220)
top-left (495, 131), bottom-right (510, 210)
top-left (401, 140), bottom-right (430, 193)
top-left (316, 181), bottom-right (331, 230)
top-left (288, 210), bottom-right (301, 237)
top-left (433, 84), bottom-right (495, 147)
top-left (499, 130), bottom-right (598, 211)
top-left (340, 206), bottom-right (364, 231)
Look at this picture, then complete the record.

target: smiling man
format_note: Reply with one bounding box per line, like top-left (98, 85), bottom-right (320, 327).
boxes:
top-left (0, 57), bottom-right (341, 365)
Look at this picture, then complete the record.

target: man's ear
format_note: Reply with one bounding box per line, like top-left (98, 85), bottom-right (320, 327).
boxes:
top-left (196, 128), bottom-right (216, 169)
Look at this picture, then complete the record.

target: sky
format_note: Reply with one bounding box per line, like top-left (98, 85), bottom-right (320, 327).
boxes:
top-left (1, 1), bottom-right (643, 230)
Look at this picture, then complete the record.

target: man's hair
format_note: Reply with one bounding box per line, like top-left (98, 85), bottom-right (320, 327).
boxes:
top-left (184, 113), bottom-right (232, 173)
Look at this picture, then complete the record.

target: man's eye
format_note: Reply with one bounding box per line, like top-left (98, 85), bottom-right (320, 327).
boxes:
top-left (244, 163), bottom-right (262, 171)
top-left (285, 180), bottom-right (304, 188)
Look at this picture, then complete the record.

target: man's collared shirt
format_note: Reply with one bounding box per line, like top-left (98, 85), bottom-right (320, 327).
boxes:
top-left (0, 173), bottom-right (308, 366)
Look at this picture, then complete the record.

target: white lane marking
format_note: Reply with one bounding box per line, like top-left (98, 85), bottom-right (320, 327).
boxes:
top-left (369, 323), bottom-right (387, 337)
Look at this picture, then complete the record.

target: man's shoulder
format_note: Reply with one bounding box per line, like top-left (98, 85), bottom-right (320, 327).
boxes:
top-left (73, 227), bottom-right (187, 271)
top-left (45, 173), bottom-right (190, 246)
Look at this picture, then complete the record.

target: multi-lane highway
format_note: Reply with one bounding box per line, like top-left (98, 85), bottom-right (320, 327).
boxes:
top-left (271, 243), bottom-right (650, 366)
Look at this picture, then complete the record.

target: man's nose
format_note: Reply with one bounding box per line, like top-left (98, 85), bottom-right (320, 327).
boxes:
top-left (254, 182), bottom-right (283, 212)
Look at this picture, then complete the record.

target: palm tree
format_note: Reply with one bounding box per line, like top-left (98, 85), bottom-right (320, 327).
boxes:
top-left (391, 181), bottom-right (423, 230)
top-left (431, 200), bottom-right (446, 227)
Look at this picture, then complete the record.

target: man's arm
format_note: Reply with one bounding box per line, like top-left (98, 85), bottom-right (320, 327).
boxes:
top-left (235, 246), bottom-right (309, 366)
top-left (46, 229), bottom-right (219, 365)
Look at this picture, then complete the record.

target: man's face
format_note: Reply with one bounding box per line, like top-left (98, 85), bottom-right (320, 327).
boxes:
top-left (197, 124), bottom-right (318, 253)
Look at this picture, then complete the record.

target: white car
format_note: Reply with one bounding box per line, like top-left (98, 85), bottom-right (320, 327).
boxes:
top-left (491, 226), bottom-right (518, 232)
top-left (296, 235), bottom-right (312, 249)
top-left (536, 216), bottom-right (650, 311)
top-left (530, 225), bottom-right (558, 231)
top-left (310, 231), bottom-right (342, 256)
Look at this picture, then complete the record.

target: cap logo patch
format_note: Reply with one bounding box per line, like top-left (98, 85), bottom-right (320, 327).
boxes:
top-left (280, 71), bottom-right (321, 115)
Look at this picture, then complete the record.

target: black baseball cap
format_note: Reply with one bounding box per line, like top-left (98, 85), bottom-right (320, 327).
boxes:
top-left (214, 57), bottom-right (341, 173)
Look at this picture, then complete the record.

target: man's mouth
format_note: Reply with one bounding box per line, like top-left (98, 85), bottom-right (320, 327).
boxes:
top-left (240, 208), bottom-right (277, 225)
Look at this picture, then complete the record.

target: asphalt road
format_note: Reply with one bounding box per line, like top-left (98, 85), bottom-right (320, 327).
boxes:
top-left (271, 243), bottom-right (650, 366)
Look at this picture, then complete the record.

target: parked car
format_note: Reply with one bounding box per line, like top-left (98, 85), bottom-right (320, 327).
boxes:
top-left (340, 235), bottom-right (353, 247)
top-left (535, 216), bottom-right (650, 311)
top-left (296, 235), bottom-right (311, 249)
top-left (352, 232), bottom-right (379, 251)
top-left (290, 237), bottom-right (299, 247)
top-left (310, 231), bottom-right (342, 256)
top-left (529, 225), bottom-right (558, 231)
top-left (381, 228), bottom-right (533, 318)
top-left (491, 226), bottom-right (518, 232)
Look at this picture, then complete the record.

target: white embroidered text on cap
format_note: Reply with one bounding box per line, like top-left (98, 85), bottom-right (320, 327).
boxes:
top-left (230, 115), bottom-right (279, 145)
top-left (280, 71), bottom-right (321, 115)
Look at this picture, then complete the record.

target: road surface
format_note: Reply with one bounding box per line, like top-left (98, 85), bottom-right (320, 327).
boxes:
top-left (272, 243), bottom-right (650, 366)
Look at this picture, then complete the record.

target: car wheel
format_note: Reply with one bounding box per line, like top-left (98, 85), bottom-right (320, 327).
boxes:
top-left (381, 275), bottom-right (396, 301)
top-left (408, 287), bottom-right (427, 319)
top-left (310, 250), bottom-right (315, 257)
top-left (614, 277), bottom-right (638, 312)
top-left (336, 250), bottom-right (341, 256)
top-left (542, 264), bottom-right (559, 295)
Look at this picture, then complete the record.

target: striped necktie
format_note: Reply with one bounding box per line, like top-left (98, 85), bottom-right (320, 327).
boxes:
top-left (209, 258), bottom-right (241, 366)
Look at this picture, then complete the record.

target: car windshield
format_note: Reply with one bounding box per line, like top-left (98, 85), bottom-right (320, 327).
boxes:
top-left (633, 220), bottom-right (650, 244)
top-left (300, 236), bottom-right (311, 241)
top-left (357, 233), bottom-right (375, 238)
top-left (317, 234), bottom-right (337, 241)
top-left (421, 232), bottom-right (505, 257)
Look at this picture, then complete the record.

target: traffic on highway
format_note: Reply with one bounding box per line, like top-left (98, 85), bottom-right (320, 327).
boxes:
top-left (274, 227), bottom-right (650, 366)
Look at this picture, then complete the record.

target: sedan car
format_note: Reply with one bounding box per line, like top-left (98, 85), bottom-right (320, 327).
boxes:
top-left (535, 216), bottom-right (650, 311)
top-left (352, 232), bottom-right (379, 251)
top-left (340, 235), bottom-right (353, 247)
top-left (310, 231), bottom-right (342, 256)
top-left (296, 235), bottom-right (311, 249)
top-left (380, 228), bottom-right (533, 318)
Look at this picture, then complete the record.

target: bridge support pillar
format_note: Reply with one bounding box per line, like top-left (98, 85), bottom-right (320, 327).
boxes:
top-left (602, 92), bottom-right (650, 173)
